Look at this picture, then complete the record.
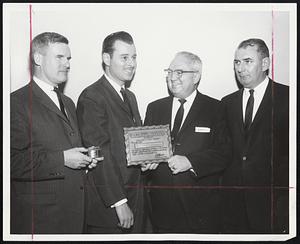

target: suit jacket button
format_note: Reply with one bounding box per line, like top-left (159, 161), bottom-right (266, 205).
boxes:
top-left (69, 131), bottom-right (75, 136)
top-left (80, 186), bottom-right (84, 190)
top-left (242, 156), bottom-right (247, 161)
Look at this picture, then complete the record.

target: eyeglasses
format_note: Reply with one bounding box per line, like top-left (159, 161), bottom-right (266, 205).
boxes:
top-left (164, 69), bottom-right (198, 79)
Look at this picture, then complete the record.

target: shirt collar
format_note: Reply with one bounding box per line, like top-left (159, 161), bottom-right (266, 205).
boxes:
top-left (173, 89), bottom-right (197, 103)
top-left (104, 73), bottom-right (125, 93)
top-left (244, 76), bottom-right (269, 93)
top-left (33, 76), bottom-right (57, 92)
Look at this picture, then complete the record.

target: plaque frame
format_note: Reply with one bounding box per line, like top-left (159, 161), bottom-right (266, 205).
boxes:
top-left (124, 125), bottom-right (173, 166)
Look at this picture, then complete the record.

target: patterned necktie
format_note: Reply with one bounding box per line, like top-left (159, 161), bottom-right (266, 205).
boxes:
top-left (171, 98), bottom-right (187, 142)
top-left (120, 88), bottom-right (134, 121)
top-left (53, 87), bottom-right (68, 120)
top-left (244, 89), bottom-right (254, 131)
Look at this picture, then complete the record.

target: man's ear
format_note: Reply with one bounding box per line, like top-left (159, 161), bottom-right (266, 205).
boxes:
top-left (262, 57), bottom-right (270, 72)
top-left (33, 52), bottom-right (42, 66)
top-left (102, 53), bottom-right (111, 67)
top-left (193, 72), bottom-right (201, 85)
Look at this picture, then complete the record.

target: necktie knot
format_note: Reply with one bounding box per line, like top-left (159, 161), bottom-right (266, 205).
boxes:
top-left (249, 89), bottom-right (254, 96)
top-left (53, 86), bottom-right (60, 93)
top-left (178, 98), bottom-right (186, 105)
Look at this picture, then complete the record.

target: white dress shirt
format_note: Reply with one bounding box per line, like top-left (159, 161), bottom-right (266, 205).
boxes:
top-left (33, 76), bottom-right (61, 109)
top-left (171, 89), bottom-right (197, 131)
top-left (242, 76), bottom-right (269, 122)
top-left (105, 74), bottom-right (125, 101)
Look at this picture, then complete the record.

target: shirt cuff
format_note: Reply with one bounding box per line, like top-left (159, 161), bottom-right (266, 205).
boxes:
top-left (189, 168), bottom-right (197, 176)
top-left (110, 198), bottom-right (128, 208)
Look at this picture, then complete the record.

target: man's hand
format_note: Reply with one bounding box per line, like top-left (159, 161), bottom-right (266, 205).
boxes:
top-left (115, 203), bottom-right (134, 229)
top-left (141, 162), bottom-right (159, 171)
top-left (167, 155), bottom-right (192, 174)
top-left (63, 147), bottom-right (92, 169)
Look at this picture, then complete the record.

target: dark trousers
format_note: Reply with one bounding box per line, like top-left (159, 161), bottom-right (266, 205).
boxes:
top-left (85, 224), bottom-right (132, 234)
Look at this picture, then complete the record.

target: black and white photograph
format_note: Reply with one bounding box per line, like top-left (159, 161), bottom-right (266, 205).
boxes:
top-left (3, 3), bottom-right (297, 242)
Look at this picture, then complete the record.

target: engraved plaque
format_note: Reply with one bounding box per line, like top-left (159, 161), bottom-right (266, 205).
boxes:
top-left (124, 125), bottom-right (173, 166)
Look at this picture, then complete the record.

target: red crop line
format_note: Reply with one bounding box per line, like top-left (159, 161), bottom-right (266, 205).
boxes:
top-left (29, 4), bottom-right (34, 240)
top-left (271, 10), bottom-right (275, 80)
top-left (123, 185), bottom-right (294, 190)
top-left (87, 183), bottom-right (294, 190)
top-left (270, 9), bottom-right (275, 232)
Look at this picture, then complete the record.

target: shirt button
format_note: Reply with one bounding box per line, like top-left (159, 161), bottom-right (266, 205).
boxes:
top-left (242, 156), bottom-right (247, 161)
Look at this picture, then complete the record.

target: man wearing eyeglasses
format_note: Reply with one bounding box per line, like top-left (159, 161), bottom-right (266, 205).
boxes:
top-left (142, 51), bottom-right (230, 233)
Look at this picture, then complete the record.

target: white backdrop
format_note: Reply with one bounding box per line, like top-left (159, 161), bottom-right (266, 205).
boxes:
top-left (7, 3), bottom-right (292, 120)
top-left (3, 3), bottom-right (297, 242)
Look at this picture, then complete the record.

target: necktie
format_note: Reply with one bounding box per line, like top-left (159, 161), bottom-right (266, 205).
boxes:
top-left (171, 98), bottom-right (186, 142)
top-left (120, 88), bottom-right (134, 121)
top-left (53, 87), bottom-right (68, 120)
top-left (244, 89), bottom-right (254, 131)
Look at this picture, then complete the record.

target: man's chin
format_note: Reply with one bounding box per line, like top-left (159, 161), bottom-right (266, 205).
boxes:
top-left (124, 75), bottom-right (134, 82)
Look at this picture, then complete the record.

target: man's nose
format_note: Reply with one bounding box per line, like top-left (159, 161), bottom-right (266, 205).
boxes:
top-left (126, 57), bottom-right (136, 66)
top-left (64, 59), bottom-right (70, 69)
top-left (236, 63), bottom-right (245, 73)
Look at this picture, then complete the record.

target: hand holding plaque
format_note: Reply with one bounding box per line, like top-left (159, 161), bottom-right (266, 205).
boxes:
top-left (124, 125), bottom-right (173, 166)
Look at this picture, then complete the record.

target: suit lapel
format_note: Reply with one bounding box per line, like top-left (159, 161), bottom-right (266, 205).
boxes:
top-left (235, 89), bottom-right (245, 137)
top-left (178, 92), bottom-right (202, 135)
top-left (61, 95), bottom-right (77, 128)
top-left (242, 81), bottom-right (271, 152)
top-left (102, 77), bottom-right (133, 117)
top-left (125, 90), bottom-right (142, 126)
top-left (31, 81), bottom-right (71, 126)
top-left (249, 80), bottom-right (272, 132)
top-left (164, 97), bottom-right (173, 129)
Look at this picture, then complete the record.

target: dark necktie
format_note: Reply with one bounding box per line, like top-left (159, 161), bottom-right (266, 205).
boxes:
top-left (53, 87), bottom-right (68, 120)
top-left (244, 89), bottom-right (254, 131)
top-left (171, 98), bottom-right (186, 142)
top-left (120, 88), bottom-right (134, 121)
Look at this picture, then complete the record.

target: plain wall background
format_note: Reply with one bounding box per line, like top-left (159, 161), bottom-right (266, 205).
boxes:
top-left (3, 3), bottom-right (297, 241)
top-left (7, 4), bottom-right (291, 121)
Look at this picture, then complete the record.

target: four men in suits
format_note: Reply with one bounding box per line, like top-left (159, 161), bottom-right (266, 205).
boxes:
top-left (10, 32), bottom-right (97, 234)
top-left (142, 52), bottom-right (230, 233)
top-left (220, 38), bottom-right (289, 233)
top-left (10, 33), bottom-right (289, 234)
top-left (76, 31), bottom-right (147, 233)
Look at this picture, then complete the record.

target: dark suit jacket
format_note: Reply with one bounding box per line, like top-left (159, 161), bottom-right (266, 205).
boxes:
top-left (221, 79), bottom-right (289, 233)
top-left (10, 81), bottom-right (85, 234)
top-left (144, 91), bottom-right (230, 233)
top-left (76, 75), bottom-right (146, 232)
